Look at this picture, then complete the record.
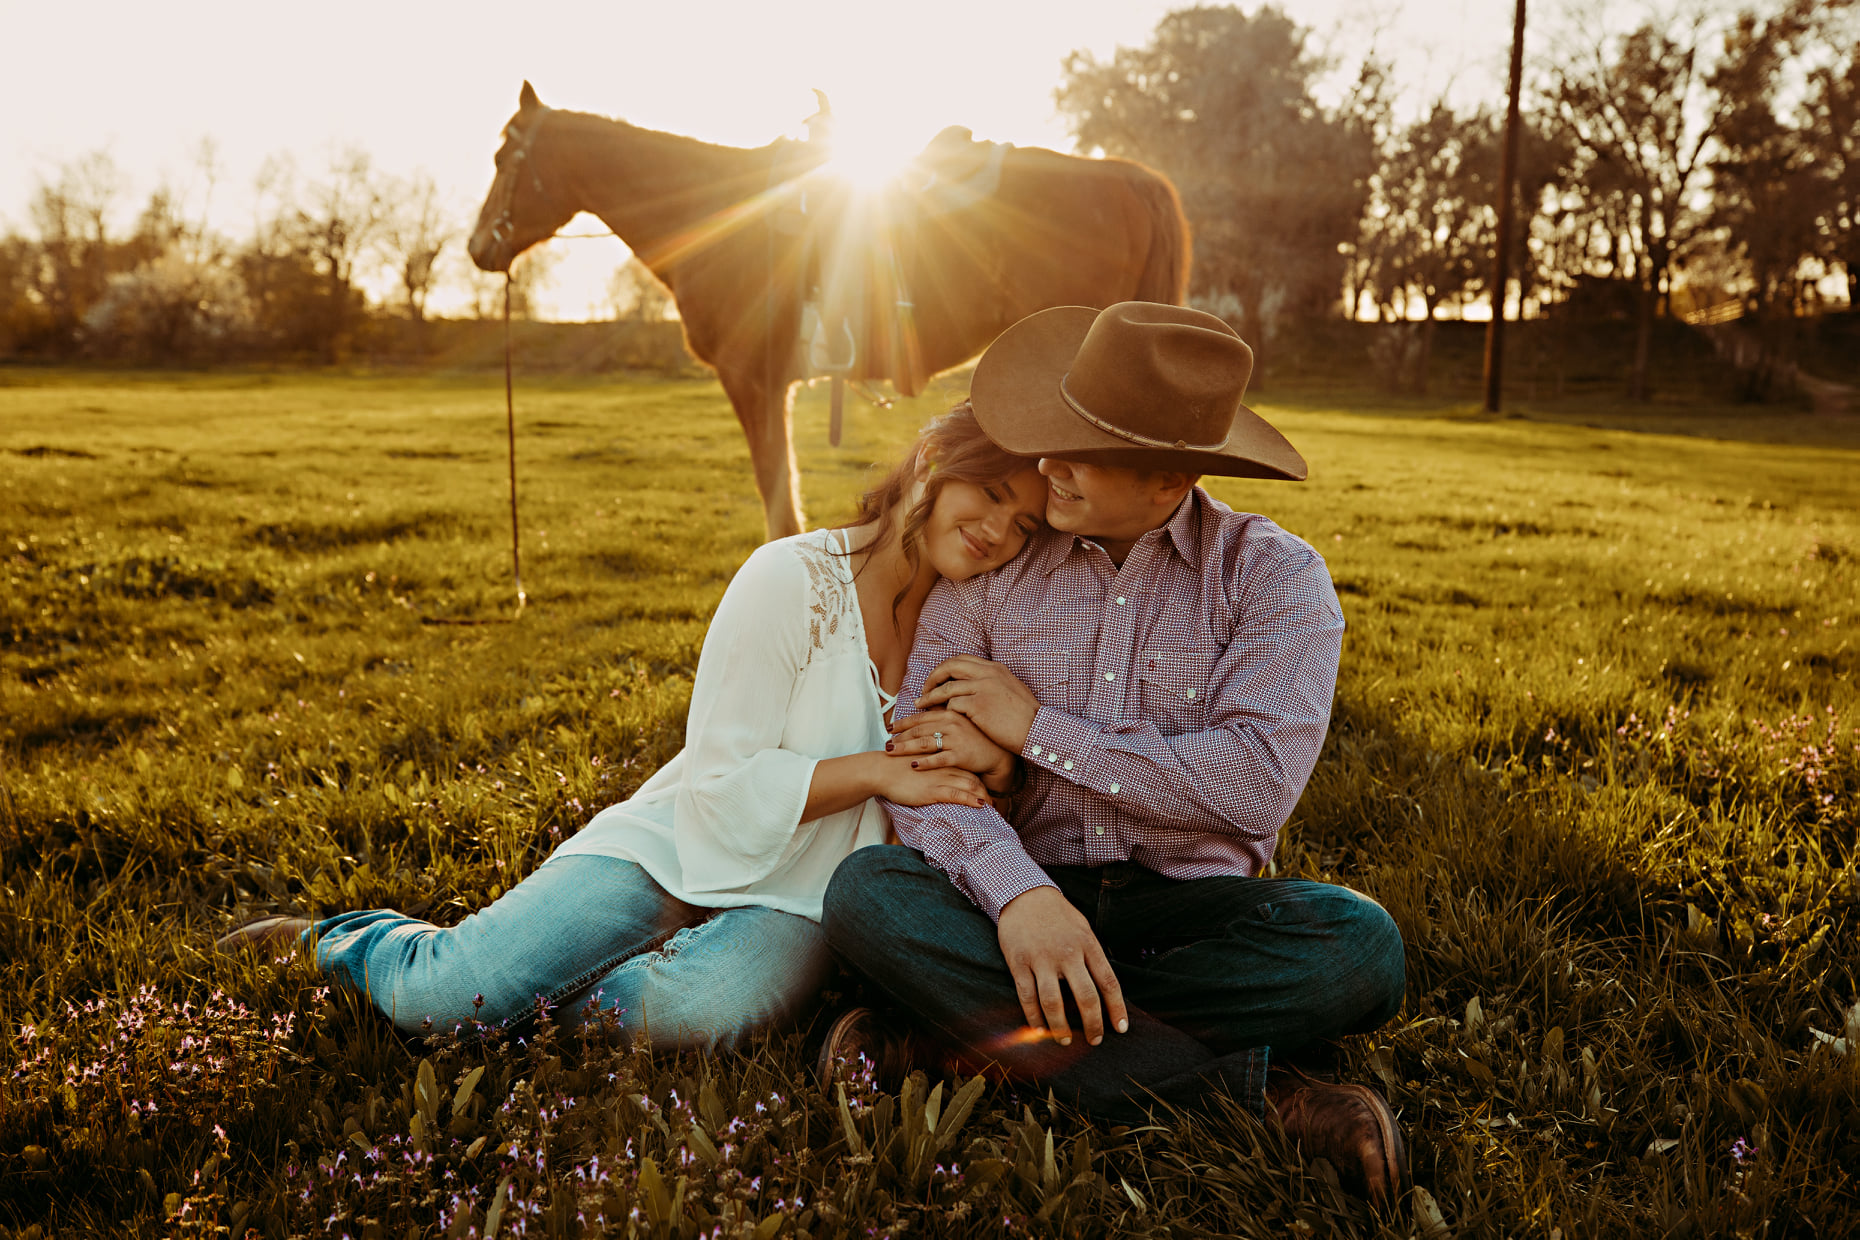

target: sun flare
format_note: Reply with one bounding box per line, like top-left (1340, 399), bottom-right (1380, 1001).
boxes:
top-left (817, 118), bottom-right (918, 191)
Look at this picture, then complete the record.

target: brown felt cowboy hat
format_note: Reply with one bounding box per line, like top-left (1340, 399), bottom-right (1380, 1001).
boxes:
top-left (969, 301), bottom-right (1307, 480)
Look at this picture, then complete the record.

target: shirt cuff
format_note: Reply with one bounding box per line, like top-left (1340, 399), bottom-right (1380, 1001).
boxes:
top-left (961, 843), bottom-right (1058, 923)
top-left (1022, 706), bottom-right (1104, 786)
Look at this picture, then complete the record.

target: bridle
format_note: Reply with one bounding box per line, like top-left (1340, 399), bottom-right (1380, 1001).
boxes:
top-left (484, 111), bottom-right (567, 254)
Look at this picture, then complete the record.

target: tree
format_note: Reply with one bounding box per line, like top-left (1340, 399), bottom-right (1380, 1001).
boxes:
top-left (1547, 8), bottom-right (1726, 399)
top-left (608, 255), bottom-right (673, 322)
top-left (1336, 55), bottom-right (1399, 322)
top-left (241, 149), bottom-right (383, 359)
top-left (0, 233), bottom-right (49, 354)
top-left (1802, 43), bottom-right (1860, 307)
top-left (456, 255), bottom-right (508, 321)
top-left (83, 247), bottom-right (254, 363)
top-left (1056, 5), bottom-right (1380, 363)
top-left (379, 172), bottom-right (452, 324)
top-left (1373, 102), bottom-right (1503, 391)
top-left (25, 151), bottom-right (128, 348)
top-left (1510, 116), bottom-right (1580, 317)
top-left (507, 244), bottom-right (559, 320)
top-left (1708, 4), bottom-right (1825, 315)
top-left (446, 242), bottom-right (557, 321)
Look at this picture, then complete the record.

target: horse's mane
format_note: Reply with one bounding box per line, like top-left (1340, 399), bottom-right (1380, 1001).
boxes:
top-left (550, 109), bottom-right (818, 168)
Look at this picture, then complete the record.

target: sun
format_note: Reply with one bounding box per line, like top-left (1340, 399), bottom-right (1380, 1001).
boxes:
top-left (817, 114), bottom-right (917, 191)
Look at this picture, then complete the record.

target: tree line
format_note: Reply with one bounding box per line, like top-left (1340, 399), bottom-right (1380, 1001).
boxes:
top-left (1056, 0), bottom-right (1858, 398)
top-left (3, 1), bottom-right (1853, 398)
top-left (0, 143), bottom-right (671, 367)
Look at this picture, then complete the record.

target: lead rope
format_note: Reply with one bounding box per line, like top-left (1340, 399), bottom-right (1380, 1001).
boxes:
top-left (505, 272), bottom-right (526, 610)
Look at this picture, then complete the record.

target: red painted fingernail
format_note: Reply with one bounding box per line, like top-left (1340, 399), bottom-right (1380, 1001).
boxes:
top-left (910, 761), bottom-right (919, 769)
top-left (884, 742), bottom-right (893, 752)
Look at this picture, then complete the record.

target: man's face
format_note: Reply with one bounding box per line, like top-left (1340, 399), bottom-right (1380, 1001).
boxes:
top-left (1036, 458), bottom-right (1168, 550)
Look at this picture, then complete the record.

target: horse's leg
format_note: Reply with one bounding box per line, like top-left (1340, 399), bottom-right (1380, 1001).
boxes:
top-left (718, 368), bottom-right (804, 541)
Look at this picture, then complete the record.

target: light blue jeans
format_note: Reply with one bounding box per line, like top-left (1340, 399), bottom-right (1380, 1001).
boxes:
top-left (308, 854), bottom-right (833, 1052)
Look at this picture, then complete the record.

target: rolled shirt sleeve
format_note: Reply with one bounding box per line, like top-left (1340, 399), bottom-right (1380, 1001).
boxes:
top-left (883, 578), bottom-right (1058, 922)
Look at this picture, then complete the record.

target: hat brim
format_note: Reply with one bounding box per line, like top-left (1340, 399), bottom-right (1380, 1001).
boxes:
top-left (969, 306), bottom-right (1308, 481)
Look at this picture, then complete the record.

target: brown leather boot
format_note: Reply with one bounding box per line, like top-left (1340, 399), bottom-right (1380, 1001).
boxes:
top-left (815, 1006), bottom-right (927, 1092)
top-left (1265, 1064), bottom-right (1407, 1208)
top-left (215, 914), bottom-right (313, 956)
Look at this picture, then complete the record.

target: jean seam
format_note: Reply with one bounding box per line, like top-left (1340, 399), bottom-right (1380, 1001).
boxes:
top-left (537, 924), bottom-right (684, 1014)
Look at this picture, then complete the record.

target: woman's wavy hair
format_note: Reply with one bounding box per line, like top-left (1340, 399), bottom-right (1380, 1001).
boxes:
top-left (836, 400), bottom-right (1040, 617)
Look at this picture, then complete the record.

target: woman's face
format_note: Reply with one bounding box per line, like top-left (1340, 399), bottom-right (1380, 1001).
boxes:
top-left (919, 466), bottom-right (1048, 581)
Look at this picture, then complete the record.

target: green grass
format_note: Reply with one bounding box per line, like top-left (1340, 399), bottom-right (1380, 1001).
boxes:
top-left (2, 365), bottom-right (1857, 1238)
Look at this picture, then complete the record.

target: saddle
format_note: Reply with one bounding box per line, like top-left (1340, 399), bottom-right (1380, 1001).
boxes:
top-left (777, 127), bottom-right (1015, 438)
top-left (902, 127), bottom-right (1012, 217)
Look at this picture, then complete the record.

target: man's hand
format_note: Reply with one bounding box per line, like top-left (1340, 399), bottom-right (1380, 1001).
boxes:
top-left (917, 656), bottom-right (1042, 755)
top-left (997, 886), bottom-right (1128, 1047)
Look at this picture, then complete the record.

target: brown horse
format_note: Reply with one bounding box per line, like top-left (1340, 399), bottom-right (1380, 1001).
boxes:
top-left (468, 82), bottom-right (1188, 540)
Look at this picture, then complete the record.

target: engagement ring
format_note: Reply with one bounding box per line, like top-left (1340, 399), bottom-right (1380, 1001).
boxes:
top-left (933, 732), bottom-right (943, 751)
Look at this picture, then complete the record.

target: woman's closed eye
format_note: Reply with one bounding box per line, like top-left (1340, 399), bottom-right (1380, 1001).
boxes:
top-left (983, 486), bottom-right (1043, 539)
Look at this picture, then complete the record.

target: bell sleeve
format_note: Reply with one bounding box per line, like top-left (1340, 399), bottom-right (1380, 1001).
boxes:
top-left (671, 541), bottom-right (820, 893)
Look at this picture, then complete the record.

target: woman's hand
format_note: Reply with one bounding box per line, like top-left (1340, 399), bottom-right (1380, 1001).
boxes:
top-left (873, 751), bottom-right (992, 808)
top-left (889, 709), bottom-right (1018, 792)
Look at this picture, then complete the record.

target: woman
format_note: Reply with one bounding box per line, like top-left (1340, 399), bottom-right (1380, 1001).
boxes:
top-left (221, 404), bottom-right (1046, 1053)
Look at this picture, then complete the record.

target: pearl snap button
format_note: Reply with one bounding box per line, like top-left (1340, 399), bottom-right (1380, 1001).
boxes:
top-left (1109, 782), bottom-right (1120, 794)
top-left (1063, 760), bottom-right (1074, 771)
top-left (1104, 672), bottom-right (1115, 681)
top-left (1115, 596), bottom-right (1127, 605)
top-left (1185, 689), bottom-right (1196, 700)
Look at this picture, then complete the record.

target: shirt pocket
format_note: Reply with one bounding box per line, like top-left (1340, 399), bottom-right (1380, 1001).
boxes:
top-left (1136, 648), bottom-right (1214, 734)
top-left (1011, 651), bottom-right (1074, 715)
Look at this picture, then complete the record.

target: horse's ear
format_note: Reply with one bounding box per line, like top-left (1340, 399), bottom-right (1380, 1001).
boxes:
top-left (519, 81), bottom-right (542, 111)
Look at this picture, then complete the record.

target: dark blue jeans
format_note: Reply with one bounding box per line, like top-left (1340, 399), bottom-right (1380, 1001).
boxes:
top-left (822, 846), bottom-right (1405, 1126)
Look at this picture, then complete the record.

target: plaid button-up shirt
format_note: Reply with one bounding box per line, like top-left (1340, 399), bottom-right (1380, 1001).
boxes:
top-left (885, 486), bottom-right (1345, 922)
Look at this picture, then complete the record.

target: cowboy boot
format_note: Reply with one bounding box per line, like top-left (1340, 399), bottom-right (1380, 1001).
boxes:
top-left (1265, 1063), bottom-right (1407, 1208)
top-left (215, 914), bottom-right (313, 957)
top-left (815, 1006), bottom-right (934, 1092)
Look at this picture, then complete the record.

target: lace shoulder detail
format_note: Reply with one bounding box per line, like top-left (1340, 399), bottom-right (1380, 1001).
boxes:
top-left (788, 530), bottom-right (858, 660)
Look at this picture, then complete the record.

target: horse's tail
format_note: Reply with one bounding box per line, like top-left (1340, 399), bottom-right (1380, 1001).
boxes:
top-left (1127, 164), bottom-right (1191, 306)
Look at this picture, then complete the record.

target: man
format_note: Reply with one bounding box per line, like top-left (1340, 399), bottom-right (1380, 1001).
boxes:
top-left (818, 302), bottom-right (1408, 1206)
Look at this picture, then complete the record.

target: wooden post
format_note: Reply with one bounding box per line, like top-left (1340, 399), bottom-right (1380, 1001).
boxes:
top-left (1483, 0), bottom-right (1528, 414)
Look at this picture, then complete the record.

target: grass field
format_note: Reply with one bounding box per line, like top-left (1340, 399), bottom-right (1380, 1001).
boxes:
top-left (2, 365), bottom-right (1857, 1238)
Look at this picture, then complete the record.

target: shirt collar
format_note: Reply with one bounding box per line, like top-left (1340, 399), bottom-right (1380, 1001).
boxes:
top-left (1160, 485), bottom-right (1207, 567)
top-left (1030, 528), bottom-right (1077, 576)
top-left (1031, 486), bottom-right (1209, 575)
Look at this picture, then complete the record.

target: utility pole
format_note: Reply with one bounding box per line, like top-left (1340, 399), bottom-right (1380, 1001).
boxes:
top-left (1483, 0), bottom-right (1528, 413)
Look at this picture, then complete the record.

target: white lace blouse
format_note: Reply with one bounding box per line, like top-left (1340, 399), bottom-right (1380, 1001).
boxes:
top-left (551, 528), bottom-right (894, 921)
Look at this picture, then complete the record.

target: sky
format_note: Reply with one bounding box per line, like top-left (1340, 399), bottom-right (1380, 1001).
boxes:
top-left (0, 0), bottom-right (1529, 320)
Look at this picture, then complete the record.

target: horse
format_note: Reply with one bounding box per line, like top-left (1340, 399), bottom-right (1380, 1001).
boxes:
top-left (468, 82), bottom-right (1189, 541)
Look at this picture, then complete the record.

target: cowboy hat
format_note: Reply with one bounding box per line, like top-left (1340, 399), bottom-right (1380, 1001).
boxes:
top-left (969, 301), bottom-right (1306, 479)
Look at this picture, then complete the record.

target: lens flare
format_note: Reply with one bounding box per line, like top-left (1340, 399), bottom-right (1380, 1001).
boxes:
top-left (988, 1025), bottom-right (1059, 1050)
top-left (820, 122), bottom-right (913, 192)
